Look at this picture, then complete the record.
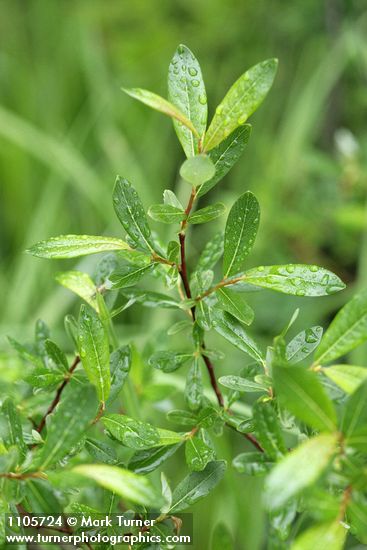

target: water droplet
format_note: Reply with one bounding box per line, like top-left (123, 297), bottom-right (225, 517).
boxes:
top-left (305, 328), bottom-right (318, 343)
top-left (286, 265), bottom-right (295, 273)
top-left (199, 94), bottom-right (207, 105)
top-left (322, 274), bottom-right (330, 285)
top-left (296, 289), bottom-right (306, 296)
top-left (292, 277), bottom-right (302, 286)
top-left (237, 114), bottom-right (247, 124)
top-left (191, 79), bottom-right (199, 87)
top-left (310, 265), bottom-right (318, 272)
top-left (113, 197), bottom-right (119, 204)
top-left (257, 266), bottom-right (265, 272)
top-left (182, 65), bottom-right (186, 72)
top-left (80, 347), bottom-right (86, 358)
top-left (326, 285), bottom-right (343, 295)
top-left (177, 45), bottom-right (185, 54)
top-left (188, 67), bottom-right (197, 76)
top-left (216, 105), bottom-right (223, 115)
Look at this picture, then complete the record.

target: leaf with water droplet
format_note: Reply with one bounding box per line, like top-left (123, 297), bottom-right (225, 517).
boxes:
top-left (1, 398), bottom-right (27, 462)
top-left (55, 271), bottom-right (98, 311)
top-left (219, 375), bottom-right (266, 392)
top-left (204, 59), bottom-right (278, 151)
top-left (223, 191), bottom-right (260, 278)
top-left (195, 232), bottom-right (224, 272)
top-left (26, 235), bottom-right (131, 259)
top-left (197, 125), bottom-right (252, 197)
top-left (122, 87), bottom-right (199, 138)
top-left (185, 430), bottom-right (215, 472)
top-left (240, 265), bottom-right (345, 297)
top-left (215, 287), bottom-right (254, 326)
top-left (149, 351), bottom-right (193, 373)
top-left (187, 203), bottom-right (225, 225)
top-left (315, 289), bottom-right (367, 365)
top-left (168, 44), bottom-right (207, 157)
top-left (232, 452), bottom-right (273, 476)
top-left (185, 357), bottom-right (203, 411)
top-left (148, 204), bottom-right (185, 224)
top-left (212, 310), bottom-right (263, 363)
top-left (286, 326), bottom-right (323, 364)
top-left (180, 154), bottom-right (215, 186)
top-left (78, 304), bottom-right (111, 403)
top-left (323, 364), bottom-right (367, 394)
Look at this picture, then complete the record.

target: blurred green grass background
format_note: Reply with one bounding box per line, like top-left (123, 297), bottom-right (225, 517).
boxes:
top-left (1, 1), bottom-right (367, 548)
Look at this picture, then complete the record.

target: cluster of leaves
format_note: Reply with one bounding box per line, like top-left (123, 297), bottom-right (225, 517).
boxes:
top-left (1, 44), bottom-right (366, 549)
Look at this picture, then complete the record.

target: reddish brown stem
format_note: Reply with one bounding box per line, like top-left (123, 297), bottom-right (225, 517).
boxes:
top-left (36, 356), bottom-right (80, 434)
top-left (202, 353), bottom-right (224, 407)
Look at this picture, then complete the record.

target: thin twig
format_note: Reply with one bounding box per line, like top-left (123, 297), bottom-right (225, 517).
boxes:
top-left (35, 356), bottom-right (80, 434)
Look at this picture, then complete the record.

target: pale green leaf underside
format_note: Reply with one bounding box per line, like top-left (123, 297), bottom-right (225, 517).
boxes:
top-left (242, 264), bottom-right (345, 297)
top-left (168, 44), bottom-right (207, 157)
top-left (26, 235), bottom-right (130, 259)
top-left (323, 365), bottom-right (367, 394)
top-left (55, 271), bottom-right (98, 310)
top-left (315, 289), bottom-right (367, 364)
top-left (212, 310), bottom-right (263, 363)
top-left (204, 58), bottom-right (278, 151)
top-left (265, 433), bottom-right (338, 509)
top-left (122, 87), bottom-right (199, 138)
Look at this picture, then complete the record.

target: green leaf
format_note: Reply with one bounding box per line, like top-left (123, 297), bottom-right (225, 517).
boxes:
top-left (211, 522), bottom-right (234, 550)
top-left (180, 154), bottom-right (215, 186)
top-left (107, 345), bottom-right (131, 404)
top-left (342, 379), bottom-right (367, 437)
top-left (85, 438), bottom-right (117, 464)
top-left (252, 401), bottom-right (286, 460)
top-left (286, 327), bottom-right (323, 364)
top-left (242, 265), bottom-right (345, 297)
top-left (204, 58), bottom-right (278, 151)
top-left (113, 176), bottom-right (154, 252)
top-left (1, 399), bottom-right (27, 461)
top-left (26, 369), bottom-right (64, 389)
top-left (163, 189), bottom-right (183, 209)
top-left (55, 271), bottom-right (98, 310)
top-left (149, 351), bottom-right (192, 373)
top-left (122, 87), bottom-right (199, 137)
top-left (37, 381), bottom-right (98, 470)
top-left (315, 289), bottom-right (367, 364)
top-left (185, 431), bottom-right (215, 471)
top-left (223, 192), bottom-right (260, 278)
top-left (265, 433), bottom-right (338, 509)
top-left (168, 44), bottom-right (207, 157)
top-left (170, 460), bottom-right (226, 512)
top-left (196, 232), bottom-right (224, 272)
top-left (323, 365), bottom-right (367, 394)
top-left (129, 443), bottom-right (182, 475)
top-left (216, 287), bottom-right (254, 325)
top-left (72, 464), bottom-right (161, 508)
top-left (26, 234), bottom-right (130, 259)
top-left (7, 337), bottom-right (43, 369)
top-left (44, 340), bottom-right (68, 372)
top-left (232, 452), bottom-right (273, 476)
top-left (167, 409), bottom-right (197, 427)
top-left (148, 204), bottom-right (185, 224)
top-left (291, 520), bottom-right (347, 550)
top-left (24, 479), bottom-right (63, 514)
top-left (188, 203), bottom-right (226, 225)
top-left (78, 304), bottom-right (111, 403)
top-left (109, 264), bottom-right (154, 289)
top-left (212, 310), bottom-right (263, 363)
top-left (348, 493), bottom-right (367, 543)
top-left (185, 357), bottom-right (203, 411)
top-left (273, 363), bottom-right (337, 432)
top-left (219, 375), bottom-right (266, 393)
top-left (120, 289), bottom-right (180, 309)
top-left (198, 125), bottom-right (251, 197)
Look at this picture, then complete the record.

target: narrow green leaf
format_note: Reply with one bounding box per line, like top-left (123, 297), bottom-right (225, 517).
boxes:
top-left (168, 44), bottom-right (207, 157)
top-left (204, 59), bottom-right (278, 151)
top-left (242, 265), bottom-right (345, 297)
top-left (113, 176), bottom-right (154, 252)
top-left (78, 305), bottom-right (111, 403)
top-left (167, 410), bottom-right (197, 427)
top-left (37, 382), bottom-right (98, 470)
top-left (348, 493), bottom-right (367, 543)
top-left (291, 520), bottom-right (347, 550)
top-left (198, 125), bottom-right (251, 197)
top-left (149, 351), bottom-right (192, 373)
top-left (286, 327), bottom-right (323, 364)
top-left (212, 310), bottom-right (263, 363)
top-left (188, 203), bottom-right (226, 225)
top-left (85, 438), bottom-right (117, 465)
top-left (55, 271), bottom-right (98, 310)
top-left (120, 289), bottom-right (180, 309)
top-left (223, 192), bottom-right (260, 278)
top-left (109, 264), bottom-right (154, 289)
top-left (211, 522), bottom-right (234, 550)
top-left (170, 460), bottom-right (226, 512)
top-left (253, 401), bottom-right (286, 460)
top-left (107, 345), bottom-right (131, 404)
top-left (1, 399), bottom-right (27, 461)
top-left (219, 375), bottom-right (266, 393)
top-left (44, 340), bottom-right (68, 372)
top-left (148, 204), bottom-right (185, 224)
top-left (26, 235), bottom-right (130, 259)
top-left (25, 479), bottom-right (63, 514)
top-left (122, 87), bottom-right (199, 136)
top-left (196, 232), bottom-right (224, 272)
top-left (7, 336), bottom-right (43, 369)
top-left (185, 357), bottom-right (203, 411)
top-left (26, 368), bottom-right (63, 389)
top-left (265, 433), bottom-right (338, 509)
top-left (180, 154), bottom-right (215, 186)
top-left (73, 464), bottom-right (161, 508)
top-left (232, 452), bottom-right (273, 476)
top-left (342, 379), bottom-right (367, 437)
top-left (323, 365), bottom-right (367, 394)
top-left (129, 443), bottom-right (182, 475)
top-left (273, 364), bottom-right (337, 432)
top-left (315, 289), bottom-right (367, 364)
top-left (216, 287), bottom-right (254, 325)
top-left (185, 432), bottom-right (215, 471)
